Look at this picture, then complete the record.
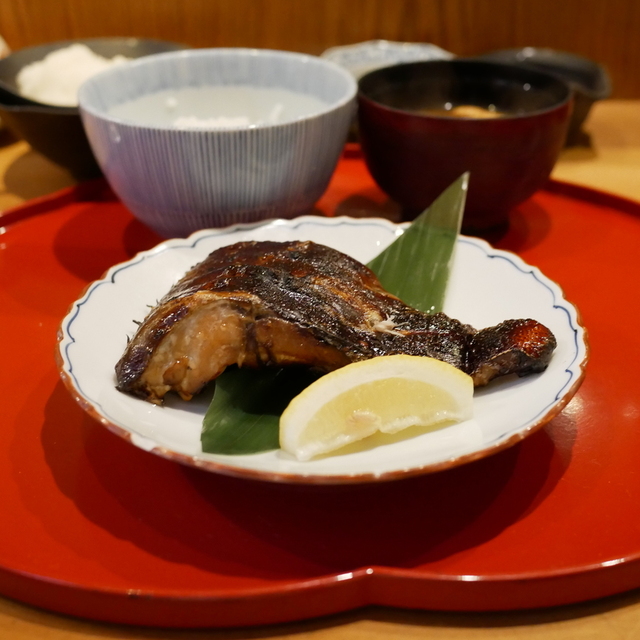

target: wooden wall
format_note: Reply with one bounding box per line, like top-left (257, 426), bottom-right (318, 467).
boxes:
top-left (1, 0), bottom-right (638, 97)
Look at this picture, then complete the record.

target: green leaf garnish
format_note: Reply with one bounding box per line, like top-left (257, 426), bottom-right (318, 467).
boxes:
top-left (201, 367), bottom-right (321, 454)
top-left (367, 173), bottom-right (468, 313)
top-left (201, 173), bottom-right (469, 455)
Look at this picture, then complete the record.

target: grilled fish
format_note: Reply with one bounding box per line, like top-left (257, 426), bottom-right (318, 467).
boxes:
top-left (115, 240), bottom-right (557, 404)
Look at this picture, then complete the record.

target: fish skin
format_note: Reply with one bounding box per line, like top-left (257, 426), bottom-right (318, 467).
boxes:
top-left (115, 240), bottom-right (556, 403)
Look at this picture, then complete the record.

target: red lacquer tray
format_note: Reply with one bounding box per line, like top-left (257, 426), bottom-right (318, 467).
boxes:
top-left (1, 151), bottom-right (640, 628)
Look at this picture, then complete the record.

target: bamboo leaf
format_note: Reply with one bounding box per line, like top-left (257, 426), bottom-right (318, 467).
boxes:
top-left (367, 172), bottom-right (468, 313)
top-left (201, 173), bottom-right (468, 455)
top-left (201, 367), bottom-right (321, 454)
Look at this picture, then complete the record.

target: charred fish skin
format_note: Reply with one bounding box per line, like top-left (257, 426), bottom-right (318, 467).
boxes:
top-left (115, 304), bottom-right (190, 399)
top-left (115, 240), bottom-right (557, 403)
top-left (115, 240), bottom-right (375, 403)
top-left (466, 318), bottom-right (558, 386)
top-left (162, 241), bottom-right (475, 365)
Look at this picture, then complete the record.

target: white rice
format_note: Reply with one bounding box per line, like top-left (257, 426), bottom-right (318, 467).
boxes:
top-left (16, 43), bottom-right (131, 107)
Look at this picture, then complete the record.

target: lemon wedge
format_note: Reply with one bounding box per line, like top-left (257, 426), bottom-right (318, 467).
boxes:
top-left (279, 355), bottom-right (474, 461)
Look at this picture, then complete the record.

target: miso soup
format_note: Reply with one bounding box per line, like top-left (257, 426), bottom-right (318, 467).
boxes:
top-left (416, 104), bottom-right (505, 119)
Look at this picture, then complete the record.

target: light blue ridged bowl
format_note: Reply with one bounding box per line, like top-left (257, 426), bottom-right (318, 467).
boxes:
top-left (78, 48), bottom-right (357, 237)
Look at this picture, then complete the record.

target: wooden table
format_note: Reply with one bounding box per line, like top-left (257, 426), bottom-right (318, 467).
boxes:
top-left (1, 100), bottom-right (639, 639)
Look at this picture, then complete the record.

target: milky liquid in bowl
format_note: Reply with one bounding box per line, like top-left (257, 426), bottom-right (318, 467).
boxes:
top-left (79, 47), bottom-right (357, 236)
top-left (108, 85), bottom-right (330, 128)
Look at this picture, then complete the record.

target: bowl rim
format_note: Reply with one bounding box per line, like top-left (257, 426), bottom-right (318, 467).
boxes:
top-left (78, 47), bottom-right (358, 132)
top-left (357, 58), bottom-right (573, 121)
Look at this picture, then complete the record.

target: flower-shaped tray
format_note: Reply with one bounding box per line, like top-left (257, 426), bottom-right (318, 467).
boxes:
top-left (0, 152), bottom-right (639, 627)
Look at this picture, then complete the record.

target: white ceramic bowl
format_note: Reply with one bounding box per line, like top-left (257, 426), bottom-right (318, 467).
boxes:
top-left (78, 48), bottom-right (357, 237)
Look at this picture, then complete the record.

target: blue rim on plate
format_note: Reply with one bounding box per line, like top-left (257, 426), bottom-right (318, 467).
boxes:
top-left (56, 216), bottom-right (588, 484)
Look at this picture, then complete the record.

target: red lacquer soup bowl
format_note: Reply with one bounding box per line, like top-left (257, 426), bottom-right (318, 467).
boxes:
top-left (357, 59), bottom-right (572, 231)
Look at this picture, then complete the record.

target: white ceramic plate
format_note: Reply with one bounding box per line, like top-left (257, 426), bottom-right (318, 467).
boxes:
top-left (57, 216), bottom-right (588, 484)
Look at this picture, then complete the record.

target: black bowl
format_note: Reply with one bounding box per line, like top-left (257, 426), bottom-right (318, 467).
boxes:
top-left (0, 38), bottom-right (188, 180)
top-left (472, 48), bottom-right (611, 145)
